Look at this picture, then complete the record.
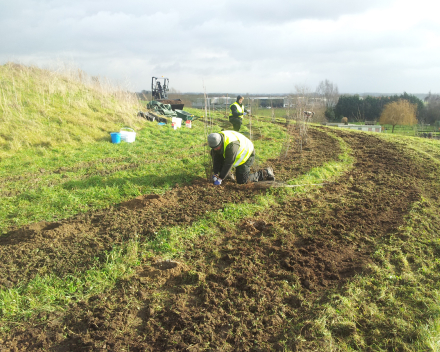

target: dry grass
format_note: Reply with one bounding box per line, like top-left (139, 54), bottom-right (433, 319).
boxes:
top-left (0, 62), bottom-right (143, 157)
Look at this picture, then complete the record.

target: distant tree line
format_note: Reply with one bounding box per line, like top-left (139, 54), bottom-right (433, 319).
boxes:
top-left (424, 92), bottom-right (440, 125)
top-left (329, 92), bottom-right (428, 123)
top-left (315, 79), bottom-right (440, 128)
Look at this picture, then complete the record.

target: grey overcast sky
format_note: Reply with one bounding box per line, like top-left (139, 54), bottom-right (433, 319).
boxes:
top-left (1, 0), bottom-right (439, 94)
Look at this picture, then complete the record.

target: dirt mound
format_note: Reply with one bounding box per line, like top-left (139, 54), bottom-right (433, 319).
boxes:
top-left (156, 99), bottom-right (182, 105)
top-left (120, 194), bottom-right (168, 210)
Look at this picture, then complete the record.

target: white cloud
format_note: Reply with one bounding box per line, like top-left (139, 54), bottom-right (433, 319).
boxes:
top-left (1, 0), bottom-right (439, 93)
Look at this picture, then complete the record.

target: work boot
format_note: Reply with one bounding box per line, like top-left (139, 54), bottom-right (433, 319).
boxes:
top-left (262, 167), bottom-right (275, 181)
top-left (224, 173), bottom-right (236, 181)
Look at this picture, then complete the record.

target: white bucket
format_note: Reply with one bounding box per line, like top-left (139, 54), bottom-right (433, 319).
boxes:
top-left (120, 127), bottom-right (136, 143)
top-left (171, 117), bottom-right (182, 128)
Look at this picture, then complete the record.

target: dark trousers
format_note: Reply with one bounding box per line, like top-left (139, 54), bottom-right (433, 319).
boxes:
top-left (236, 152), bottom-right (263, 184)
top-left (229, 117), bottom-right (242, 132)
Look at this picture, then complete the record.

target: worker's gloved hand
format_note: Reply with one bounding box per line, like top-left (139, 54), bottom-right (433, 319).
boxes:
top-left (213, 178), bottom-right (222, 185)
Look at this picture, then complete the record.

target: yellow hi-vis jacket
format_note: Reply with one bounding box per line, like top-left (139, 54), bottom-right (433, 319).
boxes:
top-left (230, 102), bottom-right (245, 119)
top-left (220, 131), bottom-right (254, 167)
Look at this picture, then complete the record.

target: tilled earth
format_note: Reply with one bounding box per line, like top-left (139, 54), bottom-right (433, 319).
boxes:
top-left (0, 127), bottom-right (426, 351)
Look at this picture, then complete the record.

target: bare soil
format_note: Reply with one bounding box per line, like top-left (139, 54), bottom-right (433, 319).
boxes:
top-left (156, 99), bottom-right (183, 105)
top-left (0, 128), bottom-right (426, 351)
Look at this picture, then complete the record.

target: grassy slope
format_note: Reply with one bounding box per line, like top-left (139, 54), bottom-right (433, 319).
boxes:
top-left (0, 62), bottom-right (142, 156)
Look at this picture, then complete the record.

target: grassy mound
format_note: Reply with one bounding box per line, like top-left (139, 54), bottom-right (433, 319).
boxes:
top-left (0, 62), bottom-right (142, 157)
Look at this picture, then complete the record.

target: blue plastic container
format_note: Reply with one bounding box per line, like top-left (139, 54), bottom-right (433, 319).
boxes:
top-left (110, 132), bottom-right (121, 144)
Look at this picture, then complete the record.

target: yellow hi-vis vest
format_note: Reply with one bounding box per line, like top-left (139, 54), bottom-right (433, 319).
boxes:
top-left (220, 131), bottom-right (254, 167)
top-left (230, 102), bottom-right (244, 119)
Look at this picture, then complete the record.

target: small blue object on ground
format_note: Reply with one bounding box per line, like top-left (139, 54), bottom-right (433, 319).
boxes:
top-left (110, 132), bottom-right (121, 144)
top-left (158, 122), bottom-right (166, 126)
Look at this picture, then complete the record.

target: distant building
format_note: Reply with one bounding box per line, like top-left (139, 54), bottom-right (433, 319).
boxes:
top-left (192, 96), bottom-right (327, 109)
top-left (324, 123), bottom-right (382, 133)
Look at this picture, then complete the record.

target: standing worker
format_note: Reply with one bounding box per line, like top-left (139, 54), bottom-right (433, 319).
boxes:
top-left (208, 130), bottom-right (275, 185)
top-left (229, 95), bottom-right (249, 132)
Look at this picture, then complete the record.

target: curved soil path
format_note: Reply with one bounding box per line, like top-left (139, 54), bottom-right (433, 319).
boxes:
top-left (0, 128), bottom-right (338, 288)
top-left (1, 128), bottom-right (424, 351)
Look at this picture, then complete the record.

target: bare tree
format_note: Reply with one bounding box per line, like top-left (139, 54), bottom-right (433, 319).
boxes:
top-left (285, 96), bottom-right (292, 126)
top-left (270, 97), bottom-right (275, 123)
top-left (279, 96), bottom-right (293, 158)
top-left (294, 85), bottom-right (312, 153)
top-left (316, 79), bottom-right (339, 109)
top-left (203, 85), bottom-right (215, 181)
top-left (168, 87), bottom-right (181, 100)
top-left (354, 106), bottom-right (363, 122)
top-left (425, 92), bottom-right (440, 124)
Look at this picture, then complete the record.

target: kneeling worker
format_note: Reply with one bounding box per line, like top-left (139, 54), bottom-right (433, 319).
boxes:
top-left (208, 130), bottom-right (275, 185)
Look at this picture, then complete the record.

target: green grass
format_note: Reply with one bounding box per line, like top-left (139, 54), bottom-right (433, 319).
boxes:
top-left (2, 110), bottom-right (440, 350)
top-left (378, 132), bottom-right (440, 164)
top-left (0, 107), bottom-right (287, 233)
top-left (0, 127), bottom-right (352, 333)
top-left (305, 198), bottom-right (440, 351)
top-left (0, 237), bottom-right (144, 326)
top-left (252, 107), bottom-right (287, 119)
top-left (351, 121), bottom-right (440, 137)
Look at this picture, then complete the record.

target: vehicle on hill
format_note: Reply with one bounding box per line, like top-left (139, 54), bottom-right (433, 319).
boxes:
top-left (151, 76), bottom-right (184, 110)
